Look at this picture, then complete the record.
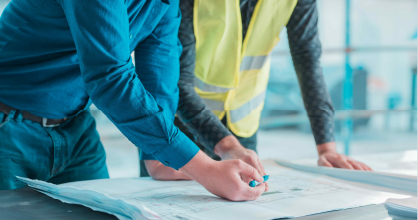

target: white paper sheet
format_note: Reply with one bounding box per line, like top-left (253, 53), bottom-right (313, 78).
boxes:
top-left (385, 197), bottom-right (417, 218)
top-left (275, 159), bottom-right (417, 192)
top-left (18, 159), bottom-right (408, 220)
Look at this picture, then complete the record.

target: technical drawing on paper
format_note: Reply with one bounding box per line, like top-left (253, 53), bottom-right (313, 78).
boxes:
top-left (118, 175), bottom-right (349, 218)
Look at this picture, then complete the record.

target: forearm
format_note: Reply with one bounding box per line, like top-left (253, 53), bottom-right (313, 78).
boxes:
top-left (213, 135), bottom-right (243, 158)
top-left (177, 81), bottom-right (232, 152)
top-left (287, 0), bottom-right (335, 145)
top-left (176, 0), bottom-right (231, 152)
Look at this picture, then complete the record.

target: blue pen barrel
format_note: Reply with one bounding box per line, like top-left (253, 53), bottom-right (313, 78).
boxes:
top-left (249, 175), bottom-right (269, 187)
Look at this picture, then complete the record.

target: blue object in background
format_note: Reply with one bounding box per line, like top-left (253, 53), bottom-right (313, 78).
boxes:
top-left (388, 92), bottom-right (403, 110)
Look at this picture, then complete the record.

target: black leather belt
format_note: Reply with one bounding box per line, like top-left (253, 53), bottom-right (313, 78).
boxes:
top-left (0, 102), bottom-right (68, 127)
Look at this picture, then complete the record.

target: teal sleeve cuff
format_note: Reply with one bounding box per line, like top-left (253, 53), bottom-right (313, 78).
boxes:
top-left (152, 130), bottom-right (200, 170)
top-left (140, 151), bottom-right (157, 160)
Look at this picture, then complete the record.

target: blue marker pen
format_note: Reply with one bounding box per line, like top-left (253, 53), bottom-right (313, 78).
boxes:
top-left (249, 175), bottom-right (269, 187)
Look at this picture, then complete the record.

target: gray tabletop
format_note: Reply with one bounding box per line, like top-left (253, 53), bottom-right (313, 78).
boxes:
top-left (0, 187), bottom-right (117, 220)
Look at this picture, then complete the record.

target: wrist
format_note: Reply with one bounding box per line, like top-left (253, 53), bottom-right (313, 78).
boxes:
top-left (179, 151), bottom-right (215, 182)
top-left (214, 135), bottom-right (244, 158)
top-left (316, 142), bottom-right (337, 155)
top-left (145, 160), bottom-right (191, 180)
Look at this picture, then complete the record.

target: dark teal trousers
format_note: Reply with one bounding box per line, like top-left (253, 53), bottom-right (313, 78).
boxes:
top-left (0, 110), bottom-right (109, 190)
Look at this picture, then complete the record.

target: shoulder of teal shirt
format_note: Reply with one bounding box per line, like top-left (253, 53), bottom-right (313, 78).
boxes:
top-left (47, 0), bottom-right (197, 169)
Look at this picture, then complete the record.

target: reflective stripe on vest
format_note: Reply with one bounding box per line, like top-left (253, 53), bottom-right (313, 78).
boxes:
top-left (230, 91), bottom-right (266, 123)
top-left (194, 77), bottom-right (232, 93)
top-left (240, 55), bottom-right (270, 71)
top-left (204, 91), bottom-right (266, 122)
top-left (196, 55), bottom-right (269, 93)
top-left (203, 99), bottom-right (224, 111)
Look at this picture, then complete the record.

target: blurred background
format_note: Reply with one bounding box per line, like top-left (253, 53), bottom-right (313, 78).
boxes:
top-left (1, 0), bottom-right (416, 178)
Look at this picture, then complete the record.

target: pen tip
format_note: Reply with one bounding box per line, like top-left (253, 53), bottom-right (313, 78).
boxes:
top-left (263, 175), bottom-right (269, 181)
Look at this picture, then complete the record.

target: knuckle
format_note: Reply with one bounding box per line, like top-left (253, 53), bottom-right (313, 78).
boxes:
top-left (249, 166), bottom-right (256, 175)
top-left (235, 160), bottom-right (244, 167)
top-left (244, 155), bottom-right (252, 162)
top-left (249, 157), bottom-right (257, 164)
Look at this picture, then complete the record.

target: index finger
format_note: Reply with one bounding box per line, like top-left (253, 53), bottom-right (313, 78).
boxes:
top-left (243, 155), bottom-right (264, 176)
top-left (250, 159), bottom-right (264, 177)
top-left (238, 161), bottom-right (264, 182)
top-left (258, 159), bottom-right (266, 175)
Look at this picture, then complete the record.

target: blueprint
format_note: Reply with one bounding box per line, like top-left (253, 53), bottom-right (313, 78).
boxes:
top-left (18, 159), bottom-right (408, 220)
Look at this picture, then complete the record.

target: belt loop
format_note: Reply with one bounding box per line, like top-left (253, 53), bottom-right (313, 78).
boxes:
top-left (0, 112), bottom-right (4, 123)
top-left (7, 110), bottom-right (17, 120)
top-left (0, 113), bottom-right (7, 128)
top-left (14, 110), bottom-right (24, 122)
top-left (0, 110), bottom-right (15, 128)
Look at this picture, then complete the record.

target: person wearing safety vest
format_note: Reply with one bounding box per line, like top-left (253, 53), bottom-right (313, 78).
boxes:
top-left (140, 0), bottom-right (372, 180)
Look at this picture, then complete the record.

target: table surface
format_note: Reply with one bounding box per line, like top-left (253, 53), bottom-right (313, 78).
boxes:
top-left (0, 187), bottom-right (400, 220)
top-left (1, 150), bottom-right (416, 220)
top-left (0, 187), bottom-right (116, 220)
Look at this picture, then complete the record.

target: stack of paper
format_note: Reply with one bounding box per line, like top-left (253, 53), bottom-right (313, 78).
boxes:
top-left (275, 159), bottom-right (417, 192)
top-left (17, 177), bottom-right (160, 220)
top-left (18, 160), bottom-right (408, 220)
top-left (385, 197), bottom-right (417, 219)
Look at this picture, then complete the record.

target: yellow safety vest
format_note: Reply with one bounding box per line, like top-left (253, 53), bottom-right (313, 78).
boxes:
top-left (193, 0), bottom-right (297, 137)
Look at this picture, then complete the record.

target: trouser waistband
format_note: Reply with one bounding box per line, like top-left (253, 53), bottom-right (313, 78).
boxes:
top-left (0, 102), bottom-right (68, 127)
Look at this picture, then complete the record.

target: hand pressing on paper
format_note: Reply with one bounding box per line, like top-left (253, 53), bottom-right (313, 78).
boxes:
top-left (180, 151), bottom-right (266, 201)
top-left (317, 142), bottom-right (372, 171)
top-left (214, 135), bottom-right (268, 191)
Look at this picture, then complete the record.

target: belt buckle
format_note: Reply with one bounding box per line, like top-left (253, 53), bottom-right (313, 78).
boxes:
top-left (42, 118), bottom-right (60, 128)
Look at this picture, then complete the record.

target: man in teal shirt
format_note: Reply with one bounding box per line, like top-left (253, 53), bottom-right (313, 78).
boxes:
top-left (0, 0), bottom-right (266, 201)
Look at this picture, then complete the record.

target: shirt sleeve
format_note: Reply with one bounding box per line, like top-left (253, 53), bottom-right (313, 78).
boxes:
top-left (286, 0), bottom-right (336, 145)
top-left (175, 0), bottom-right (232, 152)
top-left (59, 0), bottom-right (199, 170)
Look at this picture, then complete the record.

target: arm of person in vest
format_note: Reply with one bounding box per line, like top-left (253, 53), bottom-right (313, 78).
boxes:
top-left (143, 0), bottom-right (267, 184)
top-left (287, 0), bottom-right (371, 170)
top-left (61, 0), bottom-right (266, 201)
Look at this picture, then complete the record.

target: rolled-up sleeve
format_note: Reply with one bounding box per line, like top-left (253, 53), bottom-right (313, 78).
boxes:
top-left (59, 0), bottom-right (199, 170)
